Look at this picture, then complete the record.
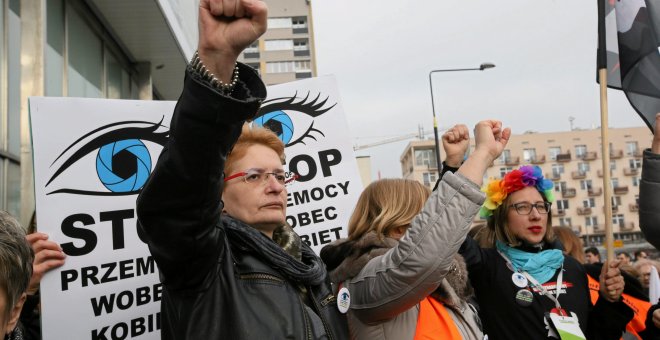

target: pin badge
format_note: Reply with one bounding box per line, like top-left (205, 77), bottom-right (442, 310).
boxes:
top-left (512, 272), bottom-right (528, 288)
top-left (515, 289), bottom-right (534, 307)
top-left (337, 287), bottom-right (350, 314)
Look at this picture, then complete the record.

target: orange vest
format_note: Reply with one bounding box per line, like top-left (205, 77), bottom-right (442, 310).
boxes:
top-left (414, 297), bottom-right (462, 340)
top-left (587, 275), bottom-right (650, 340)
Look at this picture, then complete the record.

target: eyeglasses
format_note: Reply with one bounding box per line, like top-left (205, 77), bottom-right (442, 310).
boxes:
top-left (509, 202), bottom-right (551, 215)
top-left (224, 168), bottom-right (298, 186)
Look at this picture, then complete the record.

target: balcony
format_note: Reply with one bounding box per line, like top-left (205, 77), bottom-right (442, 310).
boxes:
top-left (503, 156), bottom-right (520, 166)
top-left (554, 208), bottom-right (566, 217)
top-left (578, 151), bottom-right (597, 161)
top-left (610, 149), bottom-right (624, 159)
top-left (629, 203), bottom-right (639, 212)
top-left (293, 49), bottom-right (310, 57)
top-left (571, 171), bottom-right (587, 179)
top-left (592, 224), bottom-right (605, 234)
top-left (562, 188), bottom-right (577, 198)
top-left (577, 207), bottom-right (592, 215)
top-left (624, 167), bottom-right (639, 176)
top-left (588, 187), bottom-right (602, 196)
top-left (604, 205), bottom-right (619, 213)
top-left (572, 225), bottom-right (583, 234)
top-left (597, 169), bottom-right (612, 178)
top-left (613, 186), bottom-right (629, 195)
top-left (619, 222), bottom-right (635, 231)
top-left (546, 172), bottom-right (560, 180)
top-left (632, 149), bottom-right (644, 158)
top-left (530, 155), bottom-right (546, 164)
top-left (556, 152), bottom-right (572, 163)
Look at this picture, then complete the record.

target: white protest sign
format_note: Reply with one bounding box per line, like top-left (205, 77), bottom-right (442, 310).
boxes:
top-left (256, 76), bottom-right (362, 252)
top-left (31, 97), bottom-right (173, 340)
top-left (30, 75), bottom-right (362, 339)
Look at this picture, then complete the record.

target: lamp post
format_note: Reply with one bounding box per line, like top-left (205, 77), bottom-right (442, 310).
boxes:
top-left (429, 63), bottom-right (496, 173)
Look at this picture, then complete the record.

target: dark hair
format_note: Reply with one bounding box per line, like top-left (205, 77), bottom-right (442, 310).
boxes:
top-left (585, 247), bottom-right (600, 256)
top-left (0, 211), bottom-right (34, 319)
top-left (617, 252), bottom-right (631, 260)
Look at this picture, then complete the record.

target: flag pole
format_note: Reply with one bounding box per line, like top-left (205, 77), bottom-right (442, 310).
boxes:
top-left (597, 0), bottom-right (615, 261)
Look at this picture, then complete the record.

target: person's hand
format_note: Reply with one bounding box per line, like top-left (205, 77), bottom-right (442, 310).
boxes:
top-left (599, 260), bottom-right (624, 302)
top-left (457, 120), bottom-right (510, 186)
top-left (652, 113), bottom-right (660, 154)
top-left (26, 232), bottom-right (66, 295)
top-left (652, 308), bottom-right (660, 328)
top-left (472, 120), bottom-right (511, 165)
top-left (198, 0), bottom-right (268, 82)
top-left (442, 124), bottom-right (470, 168)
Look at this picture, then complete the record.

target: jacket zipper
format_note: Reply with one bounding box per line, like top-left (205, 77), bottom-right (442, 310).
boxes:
top-left (238, 273), bottom-right (285, 283)
top-left (310, 288), bottom-right (335, 340)
top-left (320, 293), bottom-right (336, 307)
top-left (298, 294), bottom-right (313, 340)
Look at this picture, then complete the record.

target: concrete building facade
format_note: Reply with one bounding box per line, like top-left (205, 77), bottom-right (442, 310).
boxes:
top-left (401, 126), bottom-right (653, 249)
top-left (2, 0), bottom-right (199, 226)
top-left (238, 0), bottom-right (316, 85)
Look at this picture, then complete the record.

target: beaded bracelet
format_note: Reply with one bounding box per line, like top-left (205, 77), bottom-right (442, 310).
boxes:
top-left (190, 51), bottom-right (239, 94)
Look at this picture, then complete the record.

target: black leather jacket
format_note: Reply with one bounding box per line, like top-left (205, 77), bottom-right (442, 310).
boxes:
top-left (137, 65), bottom-right (348, 339)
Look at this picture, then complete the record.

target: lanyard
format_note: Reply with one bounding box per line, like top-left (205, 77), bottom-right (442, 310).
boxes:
top-left (497, 249), bottom-right (564, 309)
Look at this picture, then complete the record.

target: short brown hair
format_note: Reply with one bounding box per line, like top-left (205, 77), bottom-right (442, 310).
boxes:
top-left (348, 179), bottom-right (430, 241)
top-left (224, 123), bottom-right (285, 175)
top-left (487, 193), bottom-right (554, 247)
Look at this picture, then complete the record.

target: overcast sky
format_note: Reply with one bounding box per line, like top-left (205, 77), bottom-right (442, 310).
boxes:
top-left (310, 0), bottom-right (648, 179)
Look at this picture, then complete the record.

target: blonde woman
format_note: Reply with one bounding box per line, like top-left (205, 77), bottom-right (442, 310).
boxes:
top-left (321, 120), bottom-right (510, 340)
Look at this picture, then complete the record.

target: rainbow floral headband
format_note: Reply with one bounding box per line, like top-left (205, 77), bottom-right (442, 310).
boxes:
top-left (479, 165), bottom-right (555, 218)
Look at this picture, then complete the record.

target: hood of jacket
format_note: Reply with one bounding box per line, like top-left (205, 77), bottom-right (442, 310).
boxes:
top-left (320, 231), bottom-right (473, 307)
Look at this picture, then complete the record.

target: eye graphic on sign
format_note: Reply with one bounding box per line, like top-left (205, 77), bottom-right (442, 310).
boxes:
top-left (255, 92), bottom-right (335, 147)
top-left (45, 119), bottom-right (169, 196)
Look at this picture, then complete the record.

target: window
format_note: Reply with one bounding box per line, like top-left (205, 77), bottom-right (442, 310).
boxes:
top-left (575, 145), bottom-right (587, 158)
top-left (580, 180), bottom-right (592, 190)
top-left (583, 198), bottom-right (595, 208)
top-left (577, 162), bottom-right (590, 173)
top-left (422, 172), bottom-right (437, 187)
top-left (292, 17), bottom-right (307, 29)
top-left (585, 216), bottom-right (598, 227)
top-left (265, 39), bottom-right (293, 51)
top-left (612, 214), bottom-right (625, 227)
top-left (499, 150), bottom-right (511, 164)
top-left (556, 200), bottom-right (569, 210)
top-left (610, 160), bottom-right (617, 170)
top-left (523, 148), bottom-right (537, 162)
top-left (293, 40), bottom-right (308, 51)
top-left (632, 176), bottom-right (640, 187)
top-left (499, 167), bottom-right (513, 177)
top-left (266, 60), bottom-right (311, 73)
top-left (555, 181), bottom-right (567, 193)
top-left (626, 141), bottom-right (638, 155)
top-left (415, 149), bottom-right (437, 167)
top-left (268, 17), bottom-right (292, 29)
top-left (549, 147), bottom-right (561, 160)
top-left (551, 164), bottom-right (564, 177)
top-left (558, 217), bottom-right (572, 227)
top-left (67, 7), bottom-right (103, 98)
top-left (245, 42), bottom-right (259, 53)
top-left (611, 178), bottom-right (619, 188)
top-left (629, 158), bottom-right (642, 169)
top-left (611, 196), bottom-right (622, 207)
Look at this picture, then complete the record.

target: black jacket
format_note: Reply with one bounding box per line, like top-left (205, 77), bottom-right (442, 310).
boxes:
top-left (460, 237), bottom-right (632, 340)
top-left (136, 65), bottom-right (348, 339)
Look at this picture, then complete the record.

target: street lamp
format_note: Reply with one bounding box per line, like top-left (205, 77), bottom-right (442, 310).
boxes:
top-left (429, 63), bottom-right (496, 173)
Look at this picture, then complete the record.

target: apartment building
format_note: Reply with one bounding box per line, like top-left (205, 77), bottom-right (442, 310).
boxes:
top-left (238, 0), bottom-right (316, 85)
top-left (401, 126), bottom-right (653, 248)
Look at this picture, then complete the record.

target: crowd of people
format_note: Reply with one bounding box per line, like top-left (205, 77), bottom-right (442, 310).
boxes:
top-left (3, 0), bottom-right (660, 339)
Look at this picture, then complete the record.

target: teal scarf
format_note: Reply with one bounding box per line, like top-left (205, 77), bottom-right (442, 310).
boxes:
top-left (496, 240), bottom-right (564, 284)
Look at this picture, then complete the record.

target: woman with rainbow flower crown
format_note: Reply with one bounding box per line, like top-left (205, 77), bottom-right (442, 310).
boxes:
top-left (438, 124), bottom-right (633, 340)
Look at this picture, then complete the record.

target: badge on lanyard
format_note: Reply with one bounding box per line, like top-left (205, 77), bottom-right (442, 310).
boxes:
top-left (515, 289), bottom-right (533, 307)
top-left (511, 272), bottom-right (528, 288)
top-left (337, 286), bottom-right (350, 314)
top-left (545, 308), bottom-right (586, 340)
